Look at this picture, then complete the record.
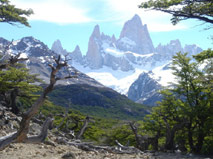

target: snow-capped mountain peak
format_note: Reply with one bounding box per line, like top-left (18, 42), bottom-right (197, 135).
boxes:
top-left (12, 15), bottom-right (201, 106)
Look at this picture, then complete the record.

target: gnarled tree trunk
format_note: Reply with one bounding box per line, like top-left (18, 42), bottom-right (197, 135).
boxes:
top-left (76, 116), bottom-right (92, 139)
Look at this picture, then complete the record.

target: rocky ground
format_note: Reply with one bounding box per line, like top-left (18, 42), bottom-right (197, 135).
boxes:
top-left (1, 142), bottom-right (211, 159)
top-left (0, 106), bottom-right (212, 159)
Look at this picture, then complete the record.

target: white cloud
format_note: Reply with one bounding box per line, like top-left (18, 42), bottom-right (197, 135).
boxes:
top-left (104, 0), bottom-right (187, 32)
top-left (13, 0), bottom-right (93, 24)
top-left (13, 0), bottom-right (187, 31)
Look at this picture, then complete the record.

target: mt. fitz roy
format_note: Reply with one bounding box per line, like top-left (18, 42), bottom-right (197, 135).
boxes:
top-left (52, 14), bottom-right (202, 105)
top-left (0, 14), bottom-right (202, 106)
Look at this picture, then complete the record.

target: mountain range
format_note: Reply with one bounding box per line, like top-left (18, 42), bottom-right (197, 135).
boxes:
top-left (0, 36), bottom-right (148, 119)
top-left (51, 14), bottom-right (202, 105)
top-left (0, 14), bottom-right (202, 107)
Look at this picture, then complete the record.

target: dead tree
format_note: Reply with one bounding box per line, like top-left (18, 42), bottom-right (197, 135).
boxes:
top-left (25, 117), bottom-right (53, 143)
top-left (76, 116), bottom-right (93, 139)
top-left (129, 122), bottom-right (160, 151)
top-left (0, 55), bottom-right (76, 150)
top-left (129, 122), bottom-right (147, 150)
top-left (0, 52), bottom-right (28, 70)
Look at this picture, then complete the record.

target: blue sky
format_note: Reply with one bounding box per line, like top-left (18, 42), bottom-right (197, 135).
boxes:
top-left (1, 0), bottom-right (212, 54)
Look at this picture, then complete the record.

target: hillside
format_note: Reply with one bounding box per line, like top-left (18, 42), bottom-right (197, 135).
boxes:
top-left (49, 84), bottom-right (149, 120)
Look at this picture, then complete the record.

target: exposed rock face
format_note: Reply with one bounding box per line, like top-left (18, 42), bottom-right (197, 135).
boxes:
top-left (51, 39), bottom-right (68, 55)
top-left (84, 15), bottom-right (156, 71)
top-left (128, 72), bottom-right (162, 106)
top-left (184, 44), bottom-right (203, 56)
top-left (155, 39), bottom-right (202, 61)
top-left (117, 14), bottom-right (154, 54)
top-left (65, 15), bottom-right (202, 73)
top-left (111, 34), bottom-right (116, 43)
top-left (69, 45), bottom-right (83, 64)
top-left (155, 39), bottom-right (183, 56)
top-left (86, 25), bottom-right (103, 69)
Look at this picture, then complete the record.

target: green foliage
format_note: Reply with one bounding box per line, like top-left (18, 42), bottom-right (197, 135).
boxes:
top-left (37, 101), bottom-right (130, 145)
top-left (106, 124), bottom-right (135, 146)
top-left (139, 0), bottom-right (213, 25)
top-left (0, 66), bottom-right (41, 113)
top-left (193, 49), bottom-right (213, 62)
top-left (0, 67), bottom-right (41, 93)
top-left (0, 0), bottom-right (33, 26)
top-left (201, 136), bottom-right (213, 155)
top-left (142, 51), bottom-right (213, 154)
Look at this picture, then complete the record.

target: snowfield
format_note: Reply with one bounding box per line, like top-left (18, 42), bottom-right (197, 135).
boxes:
top-left (72, 58), bottom-right (175, 95)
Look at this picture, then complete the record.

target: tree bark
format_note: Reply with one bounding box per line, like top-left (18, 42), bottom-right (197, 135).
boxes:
top-left (10, 88), bottom-right (19, 114)
top-left (129, 122), bottom-right (147, 150)
top-left (152, 130), bottom-right (160, 151)
top-left (25, 117), bottom-right (53, 143)
top-left (164, 121), bottom-right (187, 151)
top-left (187, 120), bottom-right (195, 153)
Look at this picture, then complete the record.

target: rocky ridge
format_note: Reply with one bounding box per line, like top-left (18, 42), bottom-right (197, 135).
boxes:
top-left (51, 14), bottom-right (202, 73)
top-left (128, 72), bottom-right (162, 106)
top-left (118, 14), bottom-right (155, 54)
top-left (0, 36), bottom-right (103, 88)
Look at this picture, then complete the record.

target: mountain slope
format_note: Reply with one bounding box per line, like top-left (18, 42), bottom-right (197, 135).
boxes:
top-left (128, 72), bottom-right (162, 106)
top-left (0, 36), bottom-right (149, 119)
top-left (49, 84), bottom-right (149, 120)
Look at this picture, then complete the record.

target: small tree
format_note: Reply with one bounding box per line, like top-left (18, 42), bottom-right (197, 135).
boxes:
top-left (171, 52), bottom-right (211, 153)
top-left (0, 67), bottom-right (41, 114)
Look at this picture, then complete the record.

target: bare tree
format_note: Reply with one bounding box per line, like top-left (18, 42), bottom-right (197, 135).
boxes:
top-left (0, 41), bottom-right (28, 70)
top-left (76, 116), bottom-right (94, 140)
top-left (129, 122), bottom-right (160, 151)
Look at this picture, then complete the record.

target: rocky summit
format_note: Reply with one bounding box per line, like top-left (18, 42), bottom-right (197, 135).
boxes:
top-left (118, 14), bottom-right (155, 54)
top-left (86, 25), bottom-right (103, 69)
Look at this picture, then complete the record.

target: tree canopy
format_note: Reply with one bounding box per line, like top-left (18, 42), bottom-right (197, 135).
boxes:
top-left (0, 66), bottom-right (41, 114)
top-left (142, 51), bottom-right (213, 154)
top-left (139, 0), bottom-right (213, 25)
top-left (0, 0), bottom-right (33, 27)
